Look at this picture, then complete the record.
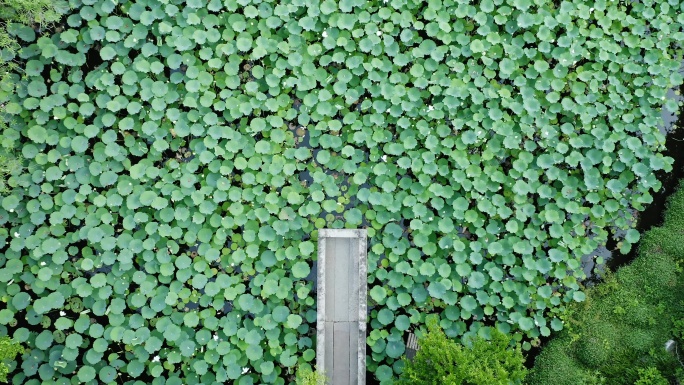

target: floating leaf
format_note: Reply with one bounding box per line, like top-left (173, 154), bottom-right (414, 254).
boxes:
top-left (292, 262), bottom-right (310, 279)
top-left (385, 340), bottom-right (405, 358)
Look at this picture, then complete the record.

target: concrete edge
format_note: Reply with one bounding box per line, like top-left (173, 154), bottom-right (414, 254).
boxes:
top-left (357, 230), bottom-right (367, 385)
top-left (319, 229), bottom-right (364, 238)
top-left (316, 229), bottom-right (368, 384)
top-left (316, 236), bottom-right (326, 378)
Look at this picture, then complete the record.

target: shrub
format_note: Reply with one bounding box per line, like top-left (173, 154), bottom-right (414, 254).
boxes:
top-left (397, 317), bottom-right (526, 385)
top-left (574, 323), bottom-right (615, 368)
top-left (627, 330), bottom-right (657, 353)
top-left (0, 149), bottom-right (23, 194)
top-left (634, 367), bottom-right (669, 385)
top-left (0, 337), bottom-right (23, 383)
top-left (295, 365), bottom-right (328, 385)
top-left (527, 338), bottom-right (603, 385)
top-left (674, 317), bottom-right (684, 342)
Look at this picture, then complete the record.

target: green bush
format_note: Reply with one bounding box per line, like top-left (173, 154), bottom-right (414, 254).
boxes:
top-left (526, 337), bottom-right (604, 385)
top-left (295, 365), bottom-right (328, 385)
top-left (634, 367), bottom-right (669, 385)
top-left (397, 317), bottom-right (526, 385)
top-left (674, 317), bottom-right (684, 342)
top-left (0, 149), bottom-right (23, 195)
top-left (627, 330), bottom-right (657, 353)
top-left (0, 337), bottom-right (23, 383)
top-left (574, 323), bottom-right (615, 368)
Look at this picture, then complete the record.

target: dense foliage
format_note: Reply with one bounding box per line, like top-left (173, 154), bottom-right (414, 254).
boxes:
top-left (0, 0), bottom-right (683, 383)
top-left (295, 365), bottom-right (328, 385)
top-left (0, 337), bottom-right (24, 383)
top-left (634, 367), bottom-right (670, 385)
top-left (397, 316), bottom-right (526, 384)
top-left (528, 180), bottom-right (684, 385)
top-left (0, 149), bottom-right (24, 194)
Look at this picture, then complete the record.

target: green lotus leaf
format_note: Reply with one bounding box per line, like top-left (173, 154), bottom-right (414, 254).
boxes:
top-left (78, 366), bottom-right (97, 383)
top-left (100, 45), bottom-right (117, 60)
top-left (573, 291), bottom-right (587, 302)
top-left (65, 333), bottom-right (83, 349)
top-left (385, 339), bottom-right (405, 359)
top-left (537, 285), bottom-right (553, 299)
top-left (286, 314), bottom-right (302, 329)
top-left (299, 241), bottom-right (314, 256)
top-left (1, 195), bottom-right (20, 211)
top-left (60, 29), bottom-right (79, 43)
top-left (550, 318), bottom-right (564, 331)
top-left (419, 262), bottom-right (435, 276)
top-left (518, 317), bottom-right (535, 331)
top-left (460, 295), bottom-right (478, 312)
top-left (292, 261), bottom-right (310, 279)
top-left (624, 229), bottom-right (640, 244)
top-left (99, 366), bottom-right (117, 383)
top-left (486, 266), bottom-right (503, 281)
top-left (11, 292), bottom-right (30, 310)
top-left (0, 309), bottom-right (12, 324)
top-left (316, 150), bottom-right (331, 164)
top-left (164, 324), bottom-right (182, 341)
top-left (428, 281), bottom-right (447, 299)
top-left (376, 365), bottom-right (393, 381)
top-left (126, 360), bottom-right (145, 378)
top-left (35, 330), bottom-right (53, 350)
top-left (377, 308), bottom-right (394, 326)
top-left (468, 272), bottom-right (486, 289)
top-left (370, 286), bottom-right (387, 303)
top-left (26, 125), bottom-right (47, 143)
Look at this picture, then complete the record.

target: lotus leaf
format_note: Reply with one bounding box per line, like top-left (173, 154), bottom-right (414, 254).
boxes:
top-left (0, 0), bottom-right (680, 381)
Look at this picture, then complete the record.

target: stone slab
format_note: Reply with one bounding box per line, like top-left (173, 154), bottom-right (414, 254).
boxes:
top-left (317, 229), bottom-right (367, 385)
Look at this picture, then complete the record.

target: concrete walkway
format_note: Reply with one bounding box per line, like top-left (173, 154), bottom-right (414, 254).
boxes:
top-left (317, 229), bottom-right (367, 385)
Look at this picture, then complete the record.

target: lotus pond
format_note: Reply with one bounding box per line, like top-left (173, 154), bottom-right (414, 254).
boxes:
top-left (0, 0), bottom-right (683, 384)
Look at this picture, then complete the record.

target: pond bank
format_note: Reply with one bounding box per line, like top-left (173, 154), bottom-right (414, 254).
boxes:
top-left (526, 78), bottom-right (684, 370)
top-left (604, 81), bottom-right (684, 273)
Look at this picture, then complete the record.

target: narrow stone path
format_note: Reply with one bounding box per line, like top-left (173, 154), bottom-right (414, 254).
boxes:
top-left (317, 229), bottom-right (367, 385)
